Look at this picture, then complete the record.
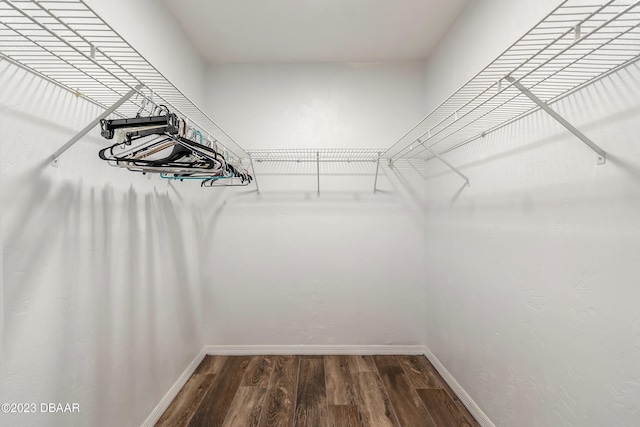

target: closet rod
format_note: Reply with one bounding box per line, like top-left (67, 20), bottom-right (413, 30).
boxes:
top-left (51, 83), bottom-right (144, 165)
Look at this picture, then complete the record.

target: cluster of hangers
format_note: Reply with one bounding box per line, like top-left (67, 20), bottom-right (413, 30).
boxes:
top-left (97, 91), bottom-right (252, 187)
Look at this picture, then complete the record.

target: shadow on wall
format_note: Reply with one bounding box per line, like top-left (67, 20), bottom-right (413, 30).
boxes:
top-left (430, 104), bottom-right (640, 184)
top-left (382, 65), bottom-right (640, 226)
top-left (384, 159), bottom-right (470, 212)
top-left (0, 63), bottom-right (99, 142)
top-left (2, 143), bottom-right (206, 426)
top-left (607, 153), bottom-right (640, 184)
top-left (189, 192), bottom-right (228, 339)
top-left (419, 66), bottom-right (640, 427)
top-left (419, 66), bottom-right (640, 183)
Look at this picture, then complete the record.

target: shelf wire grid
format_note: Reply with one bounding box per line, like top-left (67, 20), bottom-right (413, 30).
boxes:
top-left (384, 0), bottom-right (640, 161)
top-left (248, 148), bottom-right (382, 163)
top-left (0, 0), bottom-right (247, 161)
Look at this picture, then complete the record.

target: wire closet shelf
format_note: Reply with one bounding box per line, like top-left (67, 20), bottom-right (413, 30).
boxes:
top-left (247, 148), bottom-right (384, 195)
top-left (383, 0), bottom-right (640, 165)
top-left (248, 149), bottom-right (382, 163)
top-left (0, 0), bottom-right (248, 162)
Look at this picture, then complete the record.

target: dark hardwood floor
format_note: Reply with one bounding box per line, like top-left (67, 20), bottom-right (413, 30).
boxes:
top-left (156, 355), bottom-right (480, 427)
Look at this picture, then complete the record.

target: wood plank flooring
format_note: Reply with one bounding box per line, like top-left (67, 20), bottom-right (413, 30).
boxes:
top-left (156, 355), bottom-right (480, 427)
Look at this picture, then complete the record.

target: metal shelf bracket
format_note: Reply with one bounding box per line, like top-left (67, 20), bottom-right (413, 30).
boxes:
top-left (316, 151), bottom-right (320, 196)
top-left (249, 155), bottom-right (260, 194)
top-left (381, 1), bottom-right (637, 167)
top-left (423, 144), bottom-right (470, 186)
top-left (506, 76), bottom-right (606, 165)
top-left (373, 152), bottom-right (382, 193)
top-left (0, 0), bottom-right (249, 170)
top-left (50, 84), bottom-right (143, 166)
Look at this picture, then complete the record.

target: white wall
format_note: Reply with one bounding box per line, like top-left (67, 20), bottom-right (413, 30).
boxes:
top-left (420, 1), bottom-right (640, 426)
top-left (0, 61), bottom-right (208, 426)
top-left (1, 1), bottom-right (213, 424)
top-left (206, 62), bottom-right (428, 149)
top-left (8, 0), bottom-right (639, 425)
top-left (0, 118), bottom-right (4, 405)
top-left (202, 63), bottom-right (430, 346)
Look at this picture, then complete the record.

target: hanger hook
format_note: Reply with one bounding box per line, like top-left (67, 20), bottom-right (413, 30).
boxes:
top-left (136, 87), bottom-right (149, 117)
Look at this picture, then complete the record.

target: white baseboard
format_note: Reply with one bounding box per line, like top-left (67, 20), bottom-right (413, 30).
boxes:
top-left (140, 347), bottom-right (208, 427)
top-left (424, 347), bottom-right (495, 427)
top-left (203, 344), bottom-right (428, 355)
top-left (140, 344), bottom-right (424, 426)
top-left (141, 344), bottom-right (494, 427)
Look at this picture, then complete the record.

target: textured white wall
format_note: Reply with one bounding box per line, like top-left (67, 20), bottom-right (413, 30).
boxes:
top-left (1, 1), bottom-right (210, 424)
top-left (201, 184), bottom-right (429, 347)
top-left (0, 62), bottom-right (208, 426)
top-left (0, 109), bottom-right (4, 405)
top-left (206, 62), bottom-right (428, 149)
top-left (202, 63), bottom-right (430, 346)
top-left (420, 1), bottom-right (640, 426)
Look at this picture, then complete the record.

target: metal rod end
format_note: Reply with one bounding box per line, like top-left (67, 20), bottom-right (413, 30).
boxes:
top-left (51, 157), bottom-right (59, 168)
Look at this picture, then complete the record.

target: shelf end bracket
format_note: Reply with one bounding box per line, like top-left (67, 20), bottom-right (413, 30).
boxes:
top-left (373, 152), bottom-right (381, 193)
top-left (316, 151), bottom-right (320, 196)
top-left (506, 76), bottom-right (606, 165)
top-left (50, 83), bottom-right (144, 165)
top-left (423, 145), bottom-right (470, 186)
top-left (249, 155), bottom-right (260, 194)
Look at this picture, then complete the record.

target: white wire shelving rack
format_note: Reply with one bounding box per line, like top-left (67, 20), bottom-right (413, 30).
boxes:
top-left (0, 0), bottom-right (249, 167)
top-left (2, 0), bottom-right (638, 193)
top-left (247, 148), bottom-right (382, 195)
top-left (248, 148), bottom-right (381, 163)
top-left (383, 0), bottom-right (640, 187)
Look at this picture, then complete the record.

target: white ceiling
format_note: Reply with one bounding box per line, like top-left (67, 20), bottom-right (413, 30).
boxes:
top-left (162, 0), bottom-right (468, 63)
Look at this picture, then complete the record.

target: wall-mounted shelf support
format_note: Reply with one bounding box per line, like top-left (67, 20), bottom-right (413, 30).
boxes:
top-left (373, 152), bottom-right (381, 193)
top-left (2, 0), bottom-right (249, 175)
top-left (246, 149), bottom-right (381, 194)
top-left (383, 0), bottom-right (637, 170)
top-left (423, 144), bottom-right (470, 186)
top-left (506, 76), bottom-right (606, 165)
top-left (316, 151), bottom-right (321, 196)
top-left (50, 84), bottom-right (143, 166)
top-left (249, 156), bottom-right (260, 194)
